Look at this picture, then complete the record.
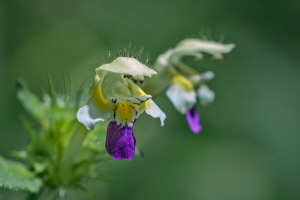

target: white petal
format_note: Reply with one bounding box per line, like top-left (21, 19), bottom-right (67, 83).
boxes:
top-left (166, 83), bottom-right (197, 114)
top-left (201, 71), bottom-right (215, 81)
top-left (97, 57), bottom-right (157, 81)
top-left (156, 49), bottom-right (173, 67)
top-left (77, 100), bottom-right (111, 130)
top-left (197, 85), bottom-right (215, 106)
top-left (145, 99), bottom-right (166, 126)
top-left (176, 39), bottom-right (235, 56)
top-left (189, 71), bottom-right (215, 85)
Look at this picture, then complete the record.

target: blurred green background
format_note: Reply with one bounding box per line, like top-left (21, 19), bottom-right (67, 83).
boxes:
top-left (1, 0), bottom-right (300, 199)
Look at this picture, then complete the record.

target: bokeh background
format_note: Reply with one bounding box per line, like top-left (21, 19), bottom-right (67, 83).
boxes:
top-left (1, 0), bottom-right (300, 199)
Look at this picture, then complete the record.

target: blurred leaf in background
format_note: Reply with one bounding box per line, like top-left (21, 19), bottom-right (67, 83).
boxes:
top-left (0, 156), bottom-right (42, 193)
top-left (1, 0), bottom-right (300, 200)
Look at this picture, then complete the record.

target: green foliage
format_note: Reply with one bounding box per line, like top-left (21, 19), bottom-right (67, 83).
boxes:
top-left (0, 79), bottom-right (110, 197)
top-left (83, 123), bottom-right (107, 153)
top-left (16, 81), bottom-right (47, 121)
top-left (0, 156), bottom-right (43, 193)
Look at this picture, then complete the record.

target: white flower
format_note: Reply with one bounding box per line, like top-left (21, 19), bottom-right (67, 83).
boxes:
top-left (77, 57), bottom-right (166, 131)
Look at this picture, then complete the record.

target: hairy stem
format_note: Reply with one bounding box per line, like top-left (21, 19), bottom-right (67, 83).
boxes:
top-left (59, 123), bottom-right (88, 185)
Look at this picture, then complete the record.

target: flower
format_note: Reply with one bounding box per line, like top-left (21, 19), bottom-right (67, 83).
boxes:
top-left (77, 57), bottom-right (166, 160)
top-left (165, 71), bottom-right (213, 134)
top-left (142, 38), bottom-right (234, 133)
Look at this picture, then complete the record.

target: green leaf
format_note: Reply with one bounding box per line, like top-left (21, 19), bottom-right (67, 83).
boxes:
top-left (20, 116), bottom-right (39, 141)
top-left (0, 156), bottom-right (43, 193)
top-left (11, 150), bottom-right (28, 160)
top-left (16, 80), bottom-right (46, 120)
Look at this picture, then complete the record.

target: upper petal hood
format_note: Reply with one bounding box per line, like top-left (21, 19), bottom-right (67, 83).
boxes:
top-left (97, 57), bottom-right (157, 82)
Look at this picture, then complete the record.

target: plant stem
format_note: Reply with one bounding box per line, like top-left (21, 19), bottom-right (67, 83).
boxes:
top-left (59, 123), bottom-right (88, 185)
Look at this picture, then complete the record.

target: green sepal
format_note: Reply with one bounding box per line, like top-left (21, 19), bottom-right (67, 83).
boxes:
top-left (0, 156), bottom-right (43, 193)
top-left (46, 74), bottom-right (57, 106)
top-left (83, 122), bottom-right (107, 154)
top-left (135, 146), bottom-right (144, 158)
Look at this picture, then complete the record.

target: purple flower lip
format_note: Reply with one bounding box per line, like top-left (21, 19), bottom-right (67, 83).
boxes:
top-left (186, 106), bottom-right (202, 134)
top-left (105, 121), bottom-right (136, 160)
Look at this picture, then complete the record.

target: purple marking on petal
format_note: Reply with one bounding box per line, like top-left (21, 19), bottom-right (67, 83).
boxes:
top-left (186, 106), bottom-right (202, 134)
top-left (105, 121), bottom-right (135, 160)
